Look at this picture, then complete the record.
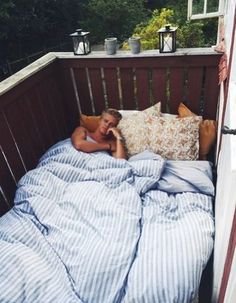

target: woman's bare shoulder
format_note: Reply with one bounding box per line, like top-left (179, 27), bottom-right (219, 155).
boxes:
top-left (71, 126), bottom-right (88, 141)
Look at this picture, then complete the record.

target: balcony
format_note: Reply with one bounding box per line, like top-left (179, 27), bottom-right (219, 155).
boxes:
top-left (0, 48), bottom-right (222, 215)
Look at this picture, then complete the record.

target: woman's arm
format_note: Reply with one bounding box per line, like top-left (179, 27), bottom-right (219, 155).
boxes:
top-left (108, 128), bottom-right (127, 159)
top-left (71, 127), bottom-right (110, 152)
top-left (112, 137), bottom-right (127, 159)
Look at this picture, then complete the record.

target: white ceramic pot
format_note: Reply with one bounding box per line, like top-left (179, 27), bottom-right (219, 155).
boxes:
top-left (104, 37), bottom-right (117, 55)
top-left (128, 37), bottom-right (141, 54)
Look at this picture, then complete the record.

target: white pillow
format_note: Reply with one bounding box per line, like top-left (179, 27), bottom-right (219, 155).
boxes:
top-left (119, 101), bottom-right (161, 118)
top-left (161, 113), bottom-right (178, 119)
top-left (119, 110), bottom-right (139, 117)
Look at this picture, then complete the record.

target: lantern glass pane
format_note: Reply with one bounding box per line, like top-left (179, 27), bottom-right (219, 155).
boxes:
top-left (163, 33), bottom-right (173, 52)
top-left (72, 37), bottom-right (79, 54)
top-left (84, 36), bottom-right (90, 53)
top-left (76, 37), bottom-right (85, 55)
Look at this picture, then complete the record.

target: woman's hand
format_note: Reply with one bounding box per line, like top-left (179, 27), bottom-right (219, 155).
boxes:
top-left (106, 127), bottom-right (122, 139)
top-left (107, 127), bottom-right (126, 159)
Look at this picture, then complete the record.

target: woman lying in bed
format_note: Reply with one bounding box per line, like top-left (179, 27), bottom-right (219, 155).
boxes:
top-left (71, 108), bottom-right (127, 159)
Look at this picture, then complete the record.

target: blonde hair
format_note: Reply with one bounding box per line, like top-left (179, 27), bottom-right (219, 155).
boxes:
top-left (102, 108), bottom-right (122, 121)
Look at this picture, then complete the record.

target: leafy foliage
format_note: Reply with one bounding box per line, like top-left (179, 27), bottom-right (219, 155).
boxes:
top-left (0, 0), bottom-right (14, 39)
top-left (177, 21), bottom-right (205, 47)
top-left (123, 8), bottom-right (174, 50)
top-left (82, 0), bottom-right (148, 43)
top-left (0, 0), bottom-right (86, 59)
top-left (122, 4), bottom-right (217, 50)
top-left (166, 0), bottom-right (218, 46)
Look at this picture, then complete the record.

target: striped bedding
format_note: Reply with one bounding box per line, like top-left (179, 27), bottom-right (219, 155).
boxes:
top-left (0, 139), bottom-right (214, 303)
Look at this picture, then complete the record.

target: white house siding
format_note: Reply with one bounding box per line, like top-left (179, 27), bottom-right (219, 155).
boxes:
top-left (212, 0), bottom-right (236, 302)
top-left (224, 246), bottom-right (236, 302)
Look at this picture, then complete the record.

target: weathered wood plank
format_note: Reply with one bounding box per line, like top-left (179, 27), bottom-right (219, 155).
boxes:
top-left (203, 66), bottom-right (219, 120)
top-left (73, 68), bottom-right (93, 115)
top-left (152, 69), bottom-right (168, 112)
top-left (169, 67), bottom-right (185, 114)
top-left (103, 68), bottom-right (120, 110)
top-left (89, 68), bottom-right (106, 114)
top-left (0, 189), bottom-right (11, 216)
top-left (120, 68), bottom-right (136, 110)
top-left (186, 67), bottom-right (204, 115)
top-left (135, 68), bottom-right (150, 110)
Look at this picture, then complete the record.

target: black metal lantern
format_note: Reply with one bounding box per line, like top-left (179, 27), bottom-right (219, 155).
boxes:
top-left (70, 29), bottom-right (91, 55)
top-left (158, 25), bottom-right (177, 53)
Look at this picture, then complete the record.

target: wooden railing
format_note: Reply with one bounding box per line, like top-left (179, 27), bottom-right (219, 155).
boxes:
top-left (58, 48), bottom-right (221, 120)
top-left (0, 49), bottom-right (222, 215)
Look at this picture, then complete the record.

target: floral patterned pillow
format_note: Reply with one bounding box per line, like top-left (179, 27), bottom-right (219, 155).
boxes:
top-left (118, 102), bottom-right (161, 157)
top-left (119, 113), bottom-right (202, 160)
top-left (118, 112), bottom-right (149, 156)
top-left (147, 116), bottom-right (202, 160)
top-left (142, 101), bottom-right (161, 116)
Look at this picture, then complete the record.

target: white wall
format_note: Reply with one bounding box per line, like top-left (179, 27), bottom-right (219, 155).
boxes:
top-left (212, 0), bottom-right (236, 301)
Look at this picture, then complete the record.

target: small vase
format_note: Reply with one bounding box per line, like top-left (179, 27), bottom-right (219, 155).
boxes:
top-left (128, 37), bottom-right (141, 54)
top-left (104, 37), bottom-right (117, 55)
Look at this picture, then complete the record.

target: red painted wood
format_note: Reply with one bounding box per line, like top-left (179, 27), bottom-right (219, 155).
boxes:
top-left (44, 76), bottom-right (68, 139)
top-left (59, 55), bottom-right (220, 70)
top-left (38, 78), bottom-right (64, 141)
top-left (186, 67), bottom-right (204, 115)
top-left (152, 69), bottom-right (168, 112)
top-left (59, 54), bottom-right (221, 115)
top-left (18, 96), bottom-right (45, 161)
top-left (26, 87), bottom-right (56, 152)
top-left (40, 74), bottom-right (65, 137)
top-left (0, 150), bottom-right (16, 210)
top-left (0, 190), bottom-right (10, 216)
top-left (73, 68), bottom-right (93, 115)
top-left (103, 68), bottom-right (121, 110)
top-left (0, 64), bottom-right (58, 108)
top-left (0, 112), bottom-right (26, 182)
top-left (120, 68), bottom-right (136, 110)
top-left (3, 70), bottom-right (67, 172)
top-left (203, 66), bottom-right (219, 120)
top-left (135, 68), bottom-right (150, 110)
top-left (218, 208), bottom-right (236, 303)
top-left (4, 98), bottom-right (39, 170)
top-left (58, 66), bottom-right (80, 132)
top-left (169, 67), bottom-right (185, 114)
top-left (88, 68), bottom-right (106, 114)
top-left (0, 114), bottom-right (21, 213)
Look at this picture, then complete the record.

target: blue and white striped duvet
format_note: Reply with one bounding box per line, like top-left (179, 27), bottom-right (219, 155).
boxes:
top-left (0, 139), bottom-right (214, 303)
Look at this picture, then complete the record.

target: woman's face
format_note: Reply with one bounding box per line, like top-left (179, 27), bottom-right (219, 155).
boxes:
top-left (98, 113), bottom-right (119, 135)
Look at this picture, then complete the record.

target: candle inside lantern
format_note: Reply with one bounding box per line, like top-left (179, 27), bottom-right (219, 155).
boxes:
top-left (163, 36), bottom-right (172, 52)
top-left (76, 42), bottom-right (89, 55)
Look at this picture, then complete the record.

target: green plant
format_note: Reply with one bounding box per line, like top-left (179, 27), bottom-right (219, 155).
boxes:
top-left (123, 8), bottom-right (175, 50)
top-left (177, 21), bottom-right (205, 48)
top-left (122, 7), bottom-right (213, 50)
top-left (82, 0), bottom-right (148, 43)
